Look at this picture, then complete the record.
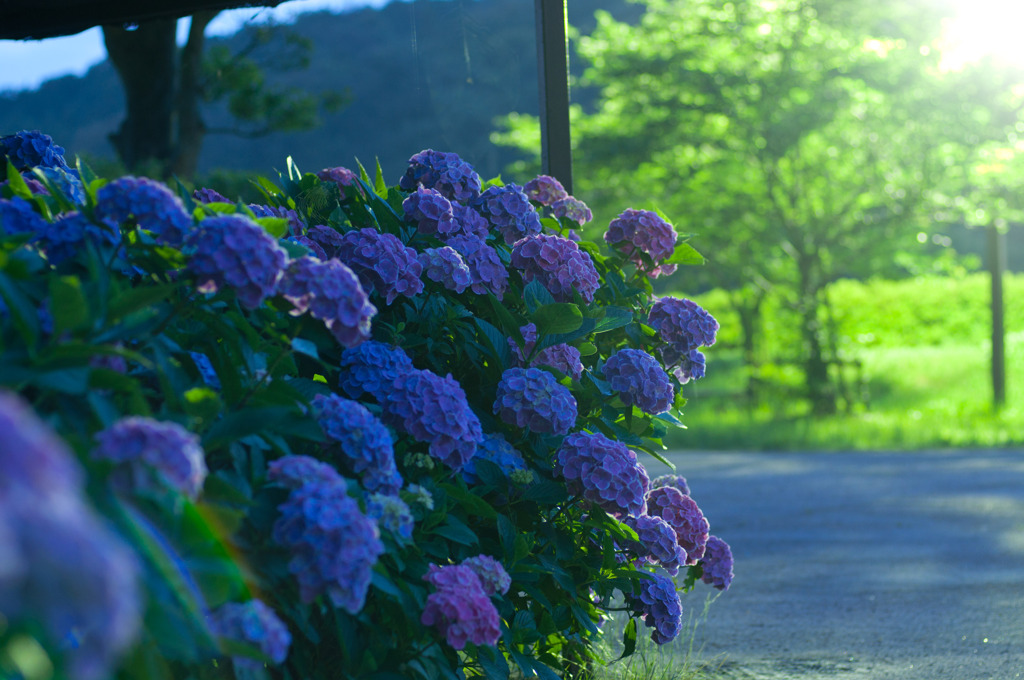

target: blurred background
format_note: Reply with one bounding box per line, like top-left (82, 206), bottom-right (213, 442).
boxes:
top-left (2, 0), bottom-right (1021, 451)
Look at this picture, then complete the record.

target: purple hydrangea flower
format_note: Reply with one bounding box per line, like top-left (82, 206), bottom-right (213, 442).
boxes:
top-left (208, 599), bottom-right (291, 671)
top-left (317, 166), bottom-right (360, 190)
top-left (700, 535), bottom-right (734, 591)
top-left (279, 256), bottom-right (376, 348)
top-left (36, 211), bottom-right (120, 266)
top-left (386, 369), bottom-right (483, 470)
top-left (399, 149), bottom-right (482, 203)
top-left (510, 234), bottom-right (600, 304)
top-left (0, 130), bottom-right (74, 174)
top-left (555, 431), bottom-right (650, 517)
top-left (0, 196), bottom-right (47, 236)
top-left (313, 393), bottom-right (401, 494)
top-left (605, 208), bottom-right (679, 277)
top-left (95, 176), bottom-right (192, 247)
top-left (247, 203), bottom-right (303, 235)
top-left (460, 432), bottom-right (528, 484)
top-left (193, 187), bottom-right (231, 204)
top-left (266, 455), bottom-right (343, 490)
top-left (629, 570), bottom-right (683, 644)
top-left (624, 515), bottom-right (687, 576)
top-left (523, 175), bottom-right (568, 206)
top-left (418, 246), bottom-right (472, 293)
top-left (184, 214), bottom-right (287, 309)
top-left (336, 227), bottom-right (424, 305)
top-left (646, 486), bottom-right (710, 564)
top-left (90, 345), bottom-right (128, 374)
top-left (648, 297), bottom-right (719, 353)
top-left (472, 183), bottom-right (542, 245)
top-left (0, 390), bottom-right (83, 502)
top-left (649, 474), bottom-right (690, 497)
top-left (673, 349), bottom-right (706, 384)
top-left (552, 197), bottom-right (593, 226)
top-left (403, 186), bottom-right (456, 236)
top-left (493, 367), bottom-right (577, 435)
top-left (460, 554), bottom-right (511, 596)
top-left (508, 323), bottom-right (583, 381)
top-left (92, 416), bottom-right (208, 500)
top-left (450, 204), bottom-right (491, 240)
top-left (288, 234), bottom-right (328, 260)
top-left (367, 493), bottom-right (414, 539)
top-left (446, 234), bottom-right (508, 299)
top-left (305, 224), bottom-right (346, 259)
top-left (272, 476), bottom-right (384, 612)
top-left (338, 340), bottom-right (414, 401)
top-left (421, 564), bottom-right (501, 649)
top-left (602, 348), bottom-right (675, 415)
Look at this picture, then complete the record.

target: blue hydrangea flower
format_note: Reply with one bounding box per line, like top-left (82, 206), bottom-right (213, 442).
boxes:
top-left (605, 208), bottom-right (679, 277)
top-left (602, 348), bottom-right (675, 415)
top-left (624, 514), bottom-right (687, 576)
top-left (317, 166), bottom-right (360, 190)
top-left (399, 149), bottom-right (482, 203)
top-left (472, 183), bottom-right (542, 244)
top-left (188, 351), bottom-right (222, 390)
top-left (649, 474), bottom-right (690, 497)
top-left (460, 433), bottom-right (528, 484)
top-left (272, 476), bottom-right (384, 613)
top-left (385, 369), bottom-right (483, 470)
top-left (366, 493), bottom-right (414, 539)
top-left (523, 175), bottom-right (568, 206)
top-left (337, 228), bottom-right (424, 305)
top-left (647, 297), bottom-right (719, 360)
top-left (305, 225), bottom-right (346, 259)
top-left (0, 196), bottom-right (47, 236)
top-left (629, 570), bottom-right (683, 644)
top-left (647, 486), bottom-right (710, 564)
top-left (0, 130), bottom-right (75, 174)
top-left (419, 246), bottom-right (472, 293)
top-left (421, 564), bottom-right (501, 650)
top-left (266, 455), bottom-right (343, 490)
top-left (508, 323), bottom-right (583, 381)
top-left (95, 176), bottom-right (193, 247)
top-left (313, 393), bottom-right (401, 494)
top-left (450, 204), bottom-right (491, 240)
top-left (552, 197), bottom-right (593, 226)
top-left (510, 234), bottom-right (600, 304)
top-left (556, 431), bottom-right (650, 517)
top-left (460, 554), bottom-right (511, 596)
top-left (445, 234), bottom-right (508, 299)
top-left (403, 186), bottom-right (456, 236)
top-left (288, 234), bottom-right (328, 260)
top-left (247, 203), bottom-right (303, 236)
top-left (493, 367), bottom-right (577, 435)
top-left (673, 349), bottom-right (706, 384)
top-left (0, 390), bottom-right (84, 500)
top-left (700, 535), bottom-right (734, 591)
top-left (279, 256), bottom-right (376, 348)
top-left (193, 187), bottom-right (231, 204)
top-left (36, 166), bottom-right (86, 205)
top-left (338, 340), bottom-right (414, 401)
top-left (92, 416), bottom-right (208, 500)
top-left (36, 211), bottom-right (120, 266)
top-left (184, 214), bottom-right (287, 309)
top-left (208, 599), bottom-right (291, 671)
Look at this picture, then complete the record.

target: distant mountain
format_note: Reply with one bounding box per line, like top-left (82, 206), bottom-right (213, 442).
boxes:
top-left (0, 0), bottom-right (639, 183)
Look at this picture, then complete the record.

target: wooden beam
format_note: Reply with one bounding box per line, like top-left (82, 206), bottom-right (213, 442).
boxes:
top-left (534, 0), bottom-right (573, 194)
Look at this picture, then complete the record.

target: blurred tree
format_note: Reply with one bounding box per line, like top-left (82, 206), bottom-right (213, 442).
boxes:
top-left (103, 13), bottom-right (346, 179)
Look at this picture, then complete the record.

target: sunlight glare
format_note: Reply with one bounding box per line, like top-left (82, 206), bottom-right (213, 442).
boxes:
top-left (941, 0), bottom-right (1024, 69)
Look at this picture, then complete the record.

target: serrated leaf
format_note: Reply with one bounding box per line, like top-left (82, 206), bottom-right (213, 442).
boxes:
top-left (530, 302), bottom-right (583, 336)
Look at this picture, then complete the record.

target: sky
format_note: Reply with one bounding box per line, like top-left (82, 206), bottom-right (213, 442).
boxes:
top-left (0, 0), bottom-right (397, 92)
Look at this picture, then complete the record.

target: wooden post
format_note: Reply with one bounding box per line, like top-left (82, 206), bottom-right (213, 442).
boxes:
top-left (989, 225), bottom-right (1006, 409)
top-left (535, 0), bottom-right (573, 194)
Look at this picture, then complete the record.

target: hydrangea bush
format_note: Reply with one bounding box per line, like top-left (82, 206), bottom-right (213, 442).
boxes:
top-left (0, 130), bottom-right (730, 680)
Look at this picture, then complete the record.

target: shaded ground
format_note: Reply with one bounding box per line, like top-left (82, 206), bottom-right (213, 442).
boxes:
top-left (651, 449), bottom-right (1024, 680)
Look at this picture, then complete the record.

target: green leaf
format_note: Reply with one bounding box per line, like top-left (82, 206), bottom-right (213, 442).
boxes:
top-left (255, 216), bottom-right (289, 238)
top-left (664, 242), bottom-right (705, 266)
top-left (182, 387), bottom-right (223, 420)
top-left (291, 337), bottom-right (320, 360)
top-left (108, 283), bottom-right (178, 320)
top-left (530, 302), bottom-right (583, 336)
top-left (521, 481), bottom-right (568, 504)
top-left (620, 618), bottom-right (638, 659)
top-left (49, 275), bottom-right (89, 334)
top-left (477, 645), bottom-right (511, 680)
top-left (577, 341), bottom-right (598, 356)
top-left (286, 155), bottom-right (302, 182)
top-left (523, 280), bottom-right (556, 314)
top-left (592, 306), bottom-right (634, 334)
top-left (4, 159), bottom-right (32, 199)
top-left (438, 483), bottom-right (498, 519)
top-left (433, 515), bottom-right (478, 546)
top-left (0, 270), bottom-right (39, 350)
top-left (474, 317), bottom-right (512, 370)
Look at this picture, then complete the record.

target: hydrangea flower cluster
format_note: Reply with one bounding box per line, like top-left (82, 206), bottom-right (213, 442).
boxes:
top-left (193, 187), bottom-right (231, 204)
top-left (208, 599), bottom-right (291, 671)
top-left (403, 186), bottom-right (456, 236)
top-left (0, 196), bottom-right (47, 236)
top-left (523, 175), bottom-right (568, 205)
top-left (399, 149), bottom-right (482, 203)
top-left (403, 483), bottom-right (435, 511)
top-left (312, 393), bottom-right (401, 494)
top-left (646, 486), bottom-right (710, 564)
top-left (338, 340), bottom-right (415, 401)
top-left (386, 369), bottom-right (483, 469)
top-left (0, 130), bottom-right (75, 174)
top-left (628, 570), bottom-right (683, 645)
top-left (648, 297), bottom-right (719, 360)
top-left (555, 431), bottom-right (650, 517)
top-left (95, 176), bottom-right (192, 247)
top-left (602, 348), bottom-right (675, 415)
top-left (493, 367), bottom-right (577, 435)
top-left (421, 564), bottom-right (501, 650)
top-left (267, 454), bottom-right (343, 490)
top-left (650, 473), bottom-right (690, 497)
top-left (446, 234), bottom-right (508, 299)
top-left (460, 554), bottom-right (511, 596)
top-left (674, 348), bottom-right (706, 384)
top-left (35, 211), bottom-right (120, 266)
top-left (366, 493), bottom-right (415, 540)
top-left (700, 535), bottom-right (734, 591)
top-left (184, 214), bottom-right (288, 309)
top-left (552, 197), bottom-right (593, 226)
top-left (450, 204), bottom-right (491, 239)
top-left (509, 323), bottom-right (583, 381)
top-left (248, 203), bottom-right (304, 235)
top-left (317, 166), bottom-right (359, 189)
top-left (510, 234), bottom-right (600, 303)
top-left (604, 208), bottom-right (679, 277)
top-left (0, 389), bottom-right (84, 500)
top-left (418, 246), bottom-right (472, 293)
top-left (472, 183), bottom-right (542, 244)
top-left (271, 474), bottom-right (384, 613)
top-left (279, 256), bottom-right (376, 347)
top-left (92, 416), bottom-right (208, 500)
top-left (305, 225), bottom-right (346, 259)
top-left (460, 432), bottom-right (528, 484)
top-left (624, 514), bottom-right (687, 576)
top-left (336, 227), bottom-right (424, 305)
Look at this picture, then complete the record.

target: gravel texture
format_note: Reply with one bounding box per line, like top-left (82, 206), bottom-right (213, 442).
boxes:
top-left (649, 449), bottom-right (1024, 679)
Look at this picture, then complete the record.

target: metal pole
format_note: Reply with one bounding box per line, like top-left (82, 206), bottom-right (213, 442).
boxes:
top-left (535, 0), bottom-right (573, 194)
top-left (989, 225), bottom-right (1006, 409)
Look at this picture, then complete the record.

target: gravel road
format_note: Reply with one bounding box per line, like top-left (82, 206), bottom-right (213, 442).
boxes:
top-left (648, 449), bottom-right (1024, 680)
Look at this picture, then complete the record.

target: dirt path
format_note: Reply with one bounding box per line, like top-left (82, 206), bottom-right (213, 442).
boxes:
top-left (650, 449), bottom-right (1024, 680)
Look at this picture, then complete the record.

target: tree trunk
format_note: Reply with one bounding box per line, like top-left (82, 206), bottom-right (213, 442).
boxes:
top-left (170, 11), bottom-right (217, 178)
top-left (796, 251), bottom-right (835, 415)
top-left (731, 286), bottom-right (766, 407)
